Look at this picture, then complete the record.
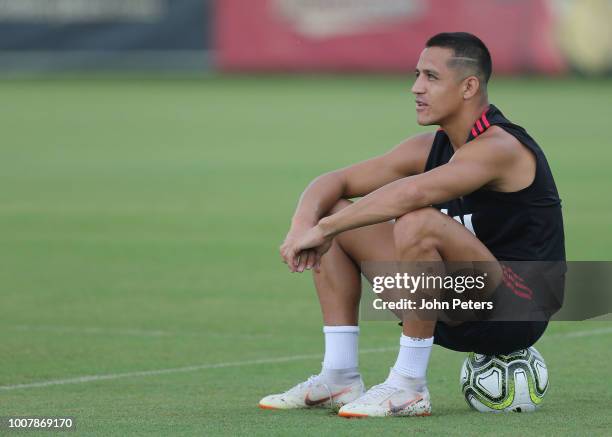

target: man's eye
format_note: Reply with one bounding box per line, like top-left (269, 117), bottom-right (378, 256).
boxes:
top-left (428, 74), bottom-right (436, 80)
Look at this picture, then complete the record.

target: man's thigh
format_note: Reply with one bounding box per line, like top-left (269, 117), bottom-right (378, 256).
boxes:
top-left (393, 207), bottom-right (497, 262)
top-left (338, 206), bottom-right (497, 264)
top-left (337, 207), bottom-right (501, 325)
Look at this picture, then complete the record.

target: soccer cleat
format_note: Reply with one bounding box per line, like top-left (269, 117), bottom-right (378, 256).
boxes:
top-left (338, 379), bottom-right (431, 418)
top-left (258, 374), bottom-right (365, 410)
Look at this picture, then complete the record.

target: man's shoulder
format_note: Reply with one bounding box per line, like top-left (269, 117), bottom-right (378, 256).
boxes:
top-left (451, 125), bottom-right (536, 192)
top-left (462, 126), bottom-right (526, 161)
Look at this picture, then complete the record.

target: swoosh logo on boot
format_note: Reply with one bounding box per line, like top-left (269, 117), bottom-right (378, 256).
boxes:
top-left (304, 387), bottom-right (352, 406)
top-left (388, 396), bottom-right (423, 415)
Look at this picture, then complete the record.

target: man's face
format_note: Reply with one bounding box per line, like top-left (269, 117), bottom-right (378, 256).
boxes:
top-left (412, 47), bottom-right (465, 126)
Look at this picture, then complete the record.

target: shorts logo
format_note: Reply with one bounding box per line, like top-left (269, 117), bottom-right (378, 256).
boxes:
top-left (501, 265), bottom-right (534, 300)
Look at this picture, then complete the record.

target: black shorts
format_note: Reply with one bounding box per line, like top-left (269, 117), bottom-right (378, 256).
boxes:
top-left (433, 320), bottom-right (548, 355)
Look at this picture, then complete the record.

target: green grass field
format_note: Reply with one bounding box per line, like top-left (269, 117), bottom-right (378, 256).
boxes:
top-left (0, 76), bottom-right (611, 436)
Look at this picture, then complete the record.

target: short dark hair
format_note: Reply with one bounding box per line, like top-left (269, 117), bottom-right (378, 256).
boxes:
top-left (425, 32), bottom-right (492, 85)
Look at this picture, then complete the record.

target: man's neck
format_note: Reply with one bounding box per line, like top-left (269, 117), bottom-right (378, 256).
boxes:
top-left (440, 101), bottom-right (490, 150)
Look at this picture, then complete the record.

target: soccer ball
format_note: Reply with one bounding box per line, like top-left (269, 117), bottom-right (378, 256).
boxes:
top-left (460, 347), bottom-right (548, 413)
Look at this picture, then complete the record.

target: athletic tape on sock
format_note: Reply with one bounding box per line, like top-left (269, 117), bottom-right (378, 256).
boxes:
top-left (400, 335), bottom-right (434, 348)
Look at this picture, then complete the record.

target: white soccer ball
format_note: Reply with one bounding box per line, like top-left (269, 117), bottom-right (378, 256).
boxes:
top-left (460, 347), bottom-right (548, 413)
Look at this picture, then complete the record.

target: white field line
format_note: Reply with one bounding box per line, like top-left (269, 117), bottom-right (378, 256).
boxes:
top-left (1, 327), bottom-right (611, 392)
top-left (548, 326), bottom-right (612, 338)
top-left (9, 325), bottom-right (170, 337)
top-left (7, 325), bottom-right (273, 339)
top-left (0, 347), bottom-right (396, 392)
top-left (8, 324), bottom-right (612, 340)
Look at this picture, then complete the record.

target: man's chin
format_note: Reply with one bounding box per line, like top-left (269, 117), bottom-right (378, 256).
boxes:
top-left (416, 116), bottom-right (436, 126)
top-left (416, 109), bottom-right (443, 126)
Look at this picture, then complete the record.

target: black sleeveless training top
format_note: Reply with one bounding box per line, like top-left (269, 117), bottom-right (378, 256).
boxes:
top-left (424, 104), bottom-right (565, 261)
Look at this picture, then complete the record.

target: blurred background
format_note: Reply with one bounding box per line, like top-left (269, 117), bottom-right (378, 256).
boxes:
top-left (1, 1), bottom-right (611, 435)
top-left (215, 0), bottom-right (612, 75)
top-left (0, 0), bottom-right (611, 74)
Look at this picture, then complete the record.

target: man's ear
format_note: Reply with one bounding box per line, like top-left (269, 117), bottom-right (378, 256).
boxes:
top-left (462, 76), bottom-right (480, 100)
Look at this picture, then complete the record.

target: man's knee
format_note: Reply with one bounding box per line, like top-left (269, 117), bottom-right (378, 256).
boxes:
top-left (393, 208), bottom-right (440, 252)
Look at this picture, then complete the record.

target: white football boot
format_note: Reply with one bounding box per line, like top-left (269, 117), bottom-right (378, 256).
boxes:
top-left (259, 373), bottom-right (365, 410)
top-left (338, 373), bottom-right (431, 418)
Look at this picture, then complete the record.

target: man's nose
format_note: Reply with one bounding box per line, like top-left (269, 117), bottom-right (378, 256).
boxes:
top-left (411, 76), bottom-right (425, 95)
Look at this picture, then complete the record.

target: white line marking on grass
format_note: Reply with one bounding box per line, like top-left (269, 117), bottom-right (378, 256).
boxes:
top-left (2, 326), bottom-right (612, 392)
top-left (10, 325), bottom-right (170, 337)
top-left (547, 326), bottom-right (612, 338)
top-left (8, 325), bottom-right (273, 339)
top-left (0, 346), bottom-right (396, 392)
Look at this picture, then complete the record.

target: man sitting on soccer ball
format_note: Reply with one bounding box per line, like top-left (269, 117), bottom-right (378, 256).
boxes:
top-left (259, 32), bottom-right (564, 417)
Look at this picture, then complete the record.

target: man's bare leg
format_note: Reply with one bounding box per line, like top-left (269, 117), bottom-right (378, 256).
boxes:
top-left (260, 203), bottom-right (497, 412)
top-left (393, 207), bottom-right (497, 336)
top-left (334, 206), bottom-right (497, 417)
top-left (313, 199), bottom-right (396, 326)
top-left (309, 199), bottom-right (396, 394)
top-left (258, 200), bottom-right (395, 410)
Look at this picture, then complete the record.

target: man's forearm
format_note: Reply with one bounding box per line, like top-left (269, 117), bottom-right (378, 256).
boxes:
top-left (318, 178), bottom-right (425, 237)
top-left (291, 172), bottom-right (346, 227)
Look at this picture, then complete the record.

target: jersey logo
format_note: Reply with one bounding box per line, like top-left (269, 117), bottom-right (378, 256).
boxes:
top-left (440, 209), bottom-right (475, 235)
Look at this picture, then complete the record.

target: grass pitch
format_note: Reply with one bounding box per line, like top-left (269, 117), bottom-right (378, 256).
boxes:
top-left (0, 76), bottom-right (611, 436)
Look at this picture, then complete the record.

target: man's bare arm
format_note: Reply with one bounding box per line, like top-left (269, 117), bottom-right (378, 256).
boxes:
top-left (290, 132), bottom-right (434, 227)
top-left (318, 129), bottom-right (522, 237)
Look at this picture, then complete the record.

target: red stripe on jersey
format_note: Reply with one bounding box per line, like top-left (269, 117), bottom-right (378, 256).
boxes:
top-left (482, 112), bottom-right (490, 128)
top-left (471, 127), bottom-right (478, 137)
top-left (476, 119), bottom-right (484, 133)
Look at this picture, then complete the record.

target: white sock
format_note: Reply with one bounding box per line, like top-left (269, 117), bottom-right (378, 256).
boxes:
top-left (391, 334), bottom-right (433, 380)
top-left (320, 326), bottom-right (360, 383)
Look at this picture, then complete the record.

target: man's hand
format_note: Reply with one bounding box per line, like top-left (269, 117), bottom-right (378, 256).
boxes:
top-left (279, 224), bottom-right (333, 273)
